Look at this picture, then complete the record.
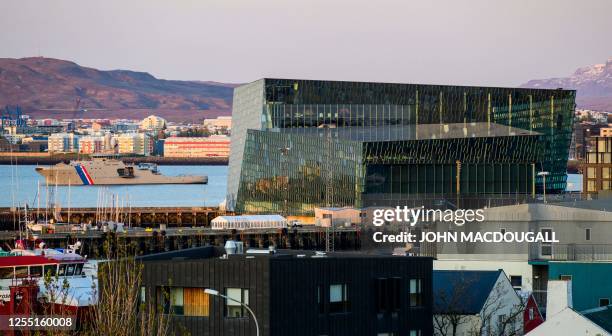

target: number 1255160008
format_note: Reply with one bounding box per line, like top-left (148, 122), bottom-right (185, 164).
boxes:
top-left (0, 316), bottom-right (76, 330)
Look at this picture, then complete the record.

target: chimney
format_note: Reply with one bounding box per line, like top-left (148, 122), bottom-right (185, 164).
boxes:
top-left (546, 280), bottom-right (573, 317)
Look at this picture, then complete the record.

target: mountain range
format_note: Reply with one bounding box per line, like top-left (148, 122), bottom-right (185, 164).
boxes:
top-left (1, 57), bottom-right (611, 124)
top-left (0, 57), bottom-right (237, 122)
top-left (521, 57), bottom-right (612, 112)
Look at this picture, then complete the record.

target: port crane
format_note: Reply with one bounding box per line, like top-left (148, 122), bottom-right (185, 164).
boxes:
top-left (0, 105), bottom-right (26, 130)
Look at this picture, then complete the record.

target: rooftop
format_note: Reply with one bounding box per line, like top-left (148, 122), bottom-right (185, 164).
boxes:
top-left (138, 245), bottom-right (433, 262)
top-left (582, 305), bottom-right (612, 334)
top-left (259, 78), bottom-right (576, 93)
top-left (433, 270), bottom-right (502, 314)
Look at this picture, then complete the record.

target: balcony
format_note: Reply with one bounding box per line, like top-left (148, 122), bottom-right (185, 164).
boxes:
top-left (529, 243), bottom-right (612, 262)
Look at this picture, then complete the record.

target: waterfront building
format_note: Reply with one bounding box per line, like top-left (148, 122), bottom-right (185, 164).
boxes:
top-left (203, 116), bottom-right (232, 133)
top-left (47, 132), bottom-right (79, 153)
top-left (163, 135), bottom-right (230, 158)
top-left (78, 136), bottom-right (104, 154)
top-left (141, 246), bottom-right (433, 336)
top-left (140, 115), bottom-right (167, 132)
top-left (112, 122), bottom-right (140, 133)
top-left (153, 138), bottom-right (165, 156)
top-left (20, 136), bottom-right (48, 152)
top-left (2, 134), bottom-right (25, 145)
top-left (314, 207), bottom-right (364, 227)
top-left (228, 79), bottom-right (575, 215)
top-left (0, 136), bottom-right (12, 151)
top-left (37, 119), bottom-right (60, 127)
top-left (583, 136), bottom-right (612, 195)
top-left (601, 127), bottom-right (612, 137)
top-left (115, 133), bottom-right (152, 156)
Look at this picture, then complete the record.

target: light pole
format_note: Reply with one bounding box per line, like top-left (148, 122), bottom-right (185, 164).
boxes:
top-left (537, 171), bottom-right (550, 203)
top-left (204, 288), bottom-right (260, 336)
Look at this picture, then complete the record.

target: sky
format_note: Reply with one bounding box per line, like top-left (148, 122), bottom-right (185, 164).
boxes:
top-left (1, 0), bottom-right (611, 87)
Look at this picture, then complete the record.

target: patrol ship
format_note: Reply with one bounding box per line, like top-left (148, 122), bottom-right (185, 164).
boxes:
top-left (35, 158), bottom-right (207, 185)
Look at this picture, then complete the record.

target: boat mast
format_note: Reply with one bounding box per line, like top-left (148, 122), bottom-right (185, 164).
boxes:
top-left (45, 174), bottom-right (49, 224)
top-left (68, 178), bottom-right (72, 224)
top-left (37, 180), bottom-right (40, 221)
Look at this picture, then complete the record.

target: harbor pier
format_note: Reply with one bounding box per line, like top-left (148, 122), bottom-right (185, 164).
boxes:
top-left (0, 207), bottom-right (362, 257)
top-left (0, 206), bottom-right (223, 230)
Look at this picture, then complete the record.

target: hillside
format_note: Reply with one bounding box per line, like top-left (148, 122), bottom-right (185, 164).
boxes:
top-left (0, 57), bottom-right (237, 122)
top-left (522, 57), bottom-right (612, 112)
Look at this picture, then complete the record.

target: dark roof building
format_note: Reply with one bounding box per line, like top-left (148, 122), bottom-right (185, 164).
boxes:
top-left (141, 246), bottom-right (433, 336)
top-left (433, 270), bottom-right (503, 315)
top-left (583, 305), bottom-right (612, 334)
top-left (228, 79), bottom-right (575, 215)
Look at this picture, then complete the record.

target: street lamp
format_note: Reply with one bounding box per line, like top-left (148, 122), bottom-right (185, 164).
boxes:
top-left (537, 171), bottom-right (550, 203)
top-left (204, 288), bottom-right (260, 336)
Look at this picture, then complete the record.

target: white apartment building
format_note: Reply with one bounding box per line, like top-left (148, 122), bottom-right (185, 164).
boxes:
top-left (115, 133), bottom-right (152, 156)
top-left (140, 115), bottom-right (167, 132)
top-left (203, 116), bottom-right (232, 132)
top-left (48, 133), bottom-right (79, 153)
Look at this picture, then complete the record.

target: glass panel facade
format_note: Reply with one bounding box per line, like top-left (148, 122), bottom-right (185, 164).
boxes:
top-left (229, 79), bottom-right (575, 213)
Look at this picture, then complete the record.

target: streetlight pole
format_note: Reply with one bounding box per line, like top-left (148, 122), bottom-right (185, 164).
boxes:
top-left (537, 171), bottom-right (550, 203)
top-left (204, 288), bottom-right (260, 336)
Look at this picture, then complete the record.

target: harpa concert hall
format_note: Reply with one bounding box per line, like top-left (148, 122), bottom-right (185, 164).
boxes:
top-left (227, 79), bottom-right (575, 216)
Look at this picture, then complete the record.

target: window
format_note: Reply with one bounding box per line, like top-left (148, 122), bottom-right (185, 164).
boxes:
top-left (44, 264), bottom-right (57, 277)
top-left (65, 264), bottom-right (75, 276)
top-left (540, 229), bottom-right (553, 256)
top-left (29, 266), bottom-right (43, 277)
top-left (376, 277), bottom-right (400, 314)
top-left (497, 314), bottom-right (506, 334)
top-left (74, 263), bottom-right (83, 276)
top-left (156, 287), bottom-right (209, 316)
top-left (559, 275), bottom-right (572, 281)
top-left (0, 267), bottom-right (13, 279)
top-left (170, 288), bottom-right (184, 315)
top-left (156, 287), bottom-right (183, 315)
top-left (15, 266), bottom-right (28, 278)
top-left (586, 228), bottom-right (592, 241)
top-left (600, 298), bottom-right (610, 307)
top-left (409, 279), bottom-right (422, 307)
top-left (588, 180), bottom-right (597, 192)
top-left (140, 286), bottom-right (146, 304)
top-left (409, 331), bottom-right (421, 336)
top-left (329, 284), bottom-right (349, 313)
top-left (226, 288), bottom-right (249, 318)
top-left (510, 276), bottom-right (522, 289)
top-left (58, 264), bottom-right (67, 276)
top-left (529, 308), bottom-right (535, 320)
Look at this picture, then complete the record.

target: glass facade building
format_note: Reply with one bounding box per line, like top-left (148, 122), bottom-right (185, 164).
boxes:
top-left (228, 79), bottom-right (575, 215)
